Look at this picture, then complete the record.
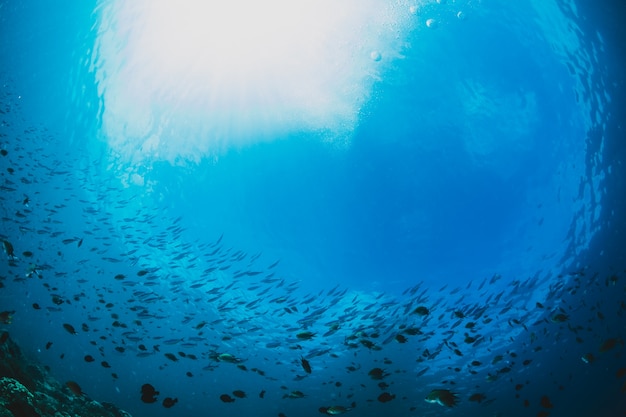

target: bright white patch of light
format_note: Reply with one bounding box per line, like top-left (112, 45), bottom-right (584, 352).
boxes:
top-left (92, 0), bottom-right (417, 165)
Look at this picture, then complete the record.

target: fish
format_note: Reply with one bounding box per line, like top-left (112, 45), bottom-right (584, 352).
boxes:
top-left (551, 313), bottom-right (569, 323)
top-left (0, 311), bottom-right (14, 324)
top-left (416, 367), bottom-right (430, 377)
top-left (540, 395), bottom-right (553, 408)
top-left (424, 389), bottom-right (459, 407)
top-left (1, 240), bottom-right (16, 259)
top-left (62, 323), bottom-right (77, 335)
top-left (162, 397), bottom-right (178, 408)
top-left (581, 353), bottom-right (595, 364)
top-left (468, 393), bottom-right (486, 403)
top-left (219, 394), bottom-right (235, 403)
top-left (283, 390), bottom-right (305, 399)
top-left (403, 327), bottom-right (422, 336)
top-left (599, 337), bottom-right (623, 353)
top-left (268, 260), bottom-right (280, 269)
top-left (322, 405), bottom-right (352, 415)
top-left (368, 368), bottom-right (388, 380)
top-left (141, 383), bottom-right (159, 403)
top-left (300, 356), bottom-right (312, 374)
top-left (214, 352), bottom-right (243, 363)
top-left (65, 381), bottom-right (84, 396)
top-left (360, 339), bottom-right (378, 350)
top-left (413, 306), bottom-right (430, 316)
top-left (377, 392), bottom-right (395, 403)
top-left (491, 354), bottom-right (503, 365)
top-left (296, 331), bottom-right (316, 340)
top-left (232, 390), bottom-right (246, 398)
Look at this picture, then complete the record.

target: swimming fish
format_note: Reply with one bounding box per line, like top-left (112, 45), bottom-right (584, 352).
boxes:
top-left (551, 313), bottom-right (569, 323)
top-left (283, 390), bottom-right (305, 399)
top-left (141, 383), bottom-right (159, 403)
top-left (540, 395), bottom-right (553, 408)
top-left (599, 337), bottom-right (623, 353)
top-left (232, 390), bottom-right (246, 398)
top-left (0, 311), bottom-right (14, 325)
top-left (581, 353), bottom-right (595, 364)
top-left (323, 405), bottom-right (352, 415)
top-left (62, 323), bottom-right (77, 335)
top-left (162, 397), bottom-right (178, 408)
top-left (212, 352), bottom-right (243, 363)
top-left (468, 393), bottom-right (486, 403)
top-left (368, 368), bottom-right (388, 380)
top-left (65, 381), bottom-right (84, 396)
top-left (1, 240), bottom-right (16, 260)
top-left (25, 263), bottom-right (41, 278)
top-left (220, 394), bottom-right (235, 403)
top-left (377, 392), bottom-right (395, 403)
top-left (296, 331), bottom-right (316, 340)
top-left (300, 356), bottom-right (312, 374)
top-left (424, 389), bottom-right (459, 407)
top-left (413, 306), bottom-right (430, 316)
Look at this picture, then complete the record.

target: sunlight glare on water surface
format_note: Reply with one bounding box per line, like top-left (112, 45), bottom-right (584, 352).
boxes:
top-left (92, 0), bottom-right (416, 165)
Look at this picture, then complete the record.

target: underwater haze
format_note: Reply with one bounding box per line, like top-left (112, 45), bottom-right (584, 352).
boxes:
top-left (1, 0), bottom-right (625, 416)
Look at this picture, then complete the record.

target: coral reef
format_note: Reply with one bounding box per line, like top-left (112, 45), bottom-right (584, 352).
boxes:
top-left (0, 331), bottom-right (132, 417)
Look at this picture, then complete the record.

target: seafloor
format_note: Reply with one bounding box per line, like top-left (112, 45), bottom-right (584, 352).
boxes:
top-left (0, 331), bottom-right (132, 417)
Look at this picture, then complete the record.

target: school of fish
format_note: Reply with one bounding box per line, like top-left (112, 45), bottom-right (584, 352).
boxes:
top-left (1, 81), bottom-right (625, 417)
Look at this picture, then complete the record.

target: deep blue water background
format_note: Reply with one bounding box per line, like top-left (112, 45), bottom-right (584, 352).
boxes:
top-left (1, 0), bottom-right (626, 416)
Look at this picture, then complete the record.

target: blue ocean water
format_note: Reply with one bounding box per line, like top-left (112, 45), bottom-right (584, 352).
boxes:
top-left (1, 0), bottom-right (625, 416)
